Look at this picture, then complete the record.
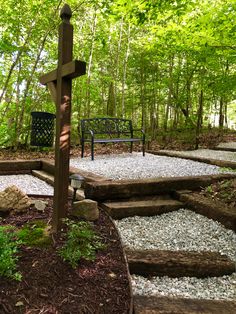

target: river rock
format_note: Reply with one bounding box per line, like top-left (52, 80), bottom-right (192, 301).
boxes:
top-left (72, 199), bottom-right (99, 221)
top-left (0, 185), bottom-right (31, 213)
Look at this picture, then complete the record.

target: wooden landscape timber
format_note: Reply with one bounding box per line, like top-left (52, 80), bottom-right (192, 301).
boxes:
top-left (126, 249), bottom-right (235, 278)
top-left (134, 296), bottom-right (236, 314)
top-left (41, 159), bottom-right (108, 182)
top-left (84, 173), bottom-right (236, 201)
top-left (175, 191), bottom-right (236, 231)
top-left (213, 147), bottom-right (236, 153)
top-left (0, 160), bottom-right (41, 174)
top-left (148, 150), bottom-right (236, 169)
top-left (101, 197), bottom-right (183, 219)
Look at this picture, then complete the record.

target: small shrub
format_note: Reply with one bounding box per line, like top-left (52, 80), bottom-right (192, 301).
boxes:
top-left (0, 226), bottom-right (22, 281)
top-left (58, 219), bottom-right (105, 268)
top-left (17, 220), bottom-right (51, 248)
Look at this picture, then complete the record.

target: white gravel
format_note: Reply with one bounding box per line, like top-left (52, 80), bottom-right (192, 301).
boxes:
top-left (70, 153), bottom-right (231, 180)
top-left (115, 209), bottom-right (236, 300)
top-left (160, 149), bottom-right (236, 162)
top-left (0, 174), bottom-right (53, 195)
top-left (115, 209), bottom-right (236, 261)
top-left (132, 273), bottom-right (236, 300)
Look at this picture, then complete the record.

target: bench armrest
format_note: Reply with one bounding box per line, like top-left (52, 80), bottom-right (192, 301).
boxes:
top-left (89, 129), bottom-right (94, 137)
top-left (132, 129), bottom-right (145, 135)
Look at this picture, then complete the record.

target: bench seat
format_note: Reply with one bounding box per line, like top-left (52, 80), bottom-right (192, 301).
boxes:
top-left (80, 118), bottom-right (145, 160)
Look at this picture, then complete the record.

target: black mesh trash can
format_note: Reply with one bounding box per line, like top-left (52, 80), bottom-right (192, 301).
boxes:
top-left (30, 112), bottom-right (56, 147)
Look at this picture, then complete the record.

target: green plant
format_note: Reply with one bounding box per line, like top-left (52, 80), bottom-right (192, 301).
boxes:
top-left (0, 226), bottom-right (22, 281)
top-left (58, 219), bottom-right (105, 268)
top-left (205, 185), bottom-right (213, 194)
top-left (17, 220), bottom-right (51, 248)
top-left (220, 167), bottom-right (236, 173)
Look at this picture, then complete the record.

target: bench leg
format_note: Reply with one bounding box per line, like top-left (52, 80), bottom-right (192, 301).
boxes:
top-left (142, 137), bottom-right (145, 156)
top-left (81, 141), bottom-right (84, 158)
top-left (130, 141), bottom-right (133, 153)
top-left (91, 140), bottom-right (94, 161)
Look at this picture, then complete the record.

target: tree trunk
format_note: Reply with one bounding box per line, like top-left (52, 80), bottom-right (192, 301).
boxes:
top-left (195, 89), bottom-right (204, 149)
top-left (107, 81), bottom-right (116, 117)
top-left (121, 23), bottom-right (131, 118)
top-left (219, 97), bottom-right (224, 129)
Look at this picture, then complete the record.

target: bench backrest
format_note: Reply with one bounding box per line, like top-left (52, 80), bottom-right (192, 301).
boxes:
top-left (81, 118), bottom-right (133, 136)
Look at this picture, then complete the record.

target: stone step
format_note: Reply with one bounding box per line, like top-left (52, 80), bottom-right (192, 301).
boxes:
top-left (32, 170), bottom-right (84, 200)
top-left (126, 249), bottom-right (235, 278)
top-left (101, 198), bottom-right (183, 219)
top-left (134, 295), bottom-right (236, 314)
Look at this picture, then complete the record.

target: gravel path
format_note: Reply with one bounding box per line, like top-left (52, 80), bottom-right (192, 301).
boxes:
top-left (132, 273), bottom-right (236, 300)
top-left (160, 149), bottom-right (236, 162)
top-left (0, 174), bottom-right (53, 195)
top-left (115, 209), bottom-right (236, 300)
top-left (0, 156), bottom-right (235, 301)
top-left (115, 209), bottom-right (236, 261)
top-left (70, 153), bottom-right (231, 180)
top-left (216, 142), bottom-right (236, 150)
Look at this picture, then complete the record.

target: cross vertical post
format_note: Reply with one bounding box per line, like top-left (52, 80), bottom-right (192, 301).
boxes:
top-left (39, 4), bottom-right (86, 232)
top-left (53, 5), bottom-right (73, 232)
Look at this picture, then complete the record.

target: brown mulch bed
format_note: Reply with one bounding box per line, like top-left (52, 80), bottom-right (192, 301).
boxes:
top-left (0, 199), bottom-right (131, 314)
top-left (0, 143), bottom-right (143, 161)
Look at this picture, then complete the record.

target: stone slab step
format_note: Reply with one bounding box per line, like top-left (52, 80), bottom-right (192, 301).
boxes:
top-left (32, 170), bottom-right (84, 200)
top-left (101, 199), bottom-right (183, 219)
top-left (126, 249), bottom-right (235, 278)
top-left (134, 296), bottom-right (236, 314)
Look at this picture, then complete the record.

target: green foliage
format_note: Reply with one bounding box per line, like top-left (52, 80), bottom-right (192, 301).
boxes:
top-left (220, 167), bottom-right (236, 173)
top-left (0, 226), bottom-right (22, 281)
top-left (17, 220), bottom-right (52, 248)
top-left (205, 185), bottom-right (213, 194)
top-left (0, 0), bottom-right (236, 147)
top-left (58, 219), bottom-right (105, 268)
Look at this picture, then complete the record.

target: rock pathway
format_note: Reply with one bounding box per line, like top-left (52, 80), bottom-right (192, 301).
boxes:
top-left (158, 148), bottom-right (236, 163)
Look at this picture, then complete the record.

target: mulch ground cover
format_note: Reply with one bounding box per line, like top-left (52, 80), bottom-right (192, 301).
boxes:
top-left (0, 198), bottom-right (131, 314)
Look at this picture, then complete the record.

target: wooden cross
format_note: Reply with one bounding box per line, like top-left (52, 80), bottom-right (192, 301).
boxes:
top-left (39, 4), bottom-right (86, 232)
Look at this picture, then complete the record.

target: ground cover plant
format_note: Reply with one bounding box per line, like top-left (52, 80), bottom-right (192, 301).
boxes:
top-left (0, 226), bottom-right (21, 281)
top-left (58, 219), bottom-right (105, 268)
top-left (201, 179), bottom-right (236, 209)
top-left (0, 199), bottom-right (131, 313)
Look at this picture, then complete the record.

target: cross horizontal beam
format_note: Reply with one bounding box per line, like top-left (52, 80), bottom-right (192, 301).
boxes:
top-left (40, 60), bottom-right (86, 85)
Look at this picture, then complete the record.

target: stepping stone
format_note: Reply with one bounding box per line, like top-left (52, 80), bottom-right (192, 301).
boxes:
top-left (134, 295), bottom-right (236, 314)
top-left (101, 198), bottom-right (183, 219)
top-left (126, 249), bottom-right (235, 278)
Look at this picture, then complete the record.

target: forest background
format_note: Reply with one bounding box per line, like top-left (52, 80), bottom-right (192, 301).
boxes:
top-left (0, 0), bottom-right (235, 150)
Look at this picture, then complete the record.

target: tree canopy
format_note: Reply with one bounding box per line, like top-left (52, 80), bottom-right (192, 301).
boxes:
top-left (0, 0), bottom-right (235, 148)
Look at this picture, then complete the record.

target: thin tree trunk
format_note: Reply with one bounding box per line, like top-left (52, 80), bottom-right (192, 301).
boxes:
top-left (107, 81), bottom-right (116, 116)
top-left (15, 32), bottom-right (51, 148)
top-left (219, 97), bottom-right (224, 129)
top-left (195, 90), bottom-right (204, 149)
top-left (85, 10), bottom-right (97, 117)
top-left (121, 23), bottom-right (130, 118)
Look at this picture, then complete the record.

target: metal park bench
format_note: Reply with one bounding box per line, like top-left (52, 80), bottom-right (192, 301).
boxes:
top-left (80, 117), bottom-right (145, 160)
